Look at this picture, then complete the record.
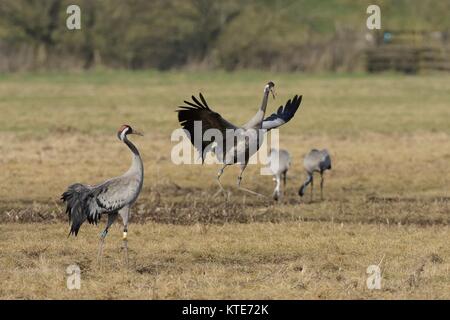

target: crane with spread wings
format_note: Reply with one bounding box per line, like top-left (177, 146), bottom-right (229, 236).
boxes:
top-left (177, 82), bottom-right (302, 197)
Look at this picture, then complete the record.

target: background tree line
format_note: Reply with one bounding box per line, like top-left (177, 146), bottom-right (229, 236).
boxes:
top-left (0, 0), bottom-right (448, 72)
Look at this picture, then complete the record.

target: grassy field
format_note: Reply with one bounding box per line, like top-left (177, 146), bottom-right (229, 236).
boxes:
top-left (0, 71), bottom-right (449, 299)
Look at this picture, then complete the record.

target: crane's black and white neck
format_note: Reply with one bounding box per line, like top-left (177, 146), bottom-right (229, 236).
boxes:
top-left (243, 81), bottom-right (275, 129)
top-left (118, 125), bottom-right (141, 157)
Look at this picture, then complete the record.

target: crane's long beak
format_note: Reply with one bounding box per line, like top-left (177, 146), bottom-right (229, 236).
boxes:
top-left (132, 130), bottom-right (144, 136)
top-left (270, 88), bottom-right (276, 99)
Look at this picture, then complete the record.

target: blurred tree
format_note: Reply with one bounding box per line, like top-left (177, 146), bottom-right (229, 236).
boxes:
top-left (0, 0), bottom-right (62, 68)
top-left (0, 0), bottom-right (448, 72)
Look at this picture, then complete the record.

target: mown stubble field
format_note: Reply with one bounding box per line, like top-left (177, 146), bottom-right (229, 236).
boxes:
top-left (0, 71), bottom-right (449, 299)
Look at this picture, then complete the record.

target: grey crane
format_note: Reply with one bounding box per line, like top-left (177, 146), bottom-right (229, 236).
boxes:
top-left (267, 148), bottom-right (291, 201)
top-left (177, 82), bottom-right (302, 197)
top-left (61, 124), bottom-right (144, 264)
top-left (298, 149), bottom-right (331, 201)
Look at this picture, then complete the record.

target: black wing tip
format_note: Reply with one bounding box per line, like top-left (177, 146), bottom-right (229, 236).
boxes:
top-left (191, 94), bottom-right (209, 110)
top-left (287, 94), bottom-right (302, 109)
top-left (177, 93), bottom-right (210, 114)
top-left (199, 93), bottom-right (210, 109)
top-left (295, 94), bottom-right (302, 106)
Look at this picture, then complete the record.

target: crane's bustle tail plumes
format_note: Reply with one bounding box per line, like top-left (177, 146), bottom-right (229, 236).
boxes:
top-left (61, 183), bottom-right (100, 236)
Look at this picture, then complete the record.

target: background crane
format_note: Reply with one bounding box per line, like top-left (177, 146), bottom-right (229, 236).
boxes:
top-left (267, 148), bottom-right (291, 201)
top-left (177, 82), bottom-right (302, 197)
top-left (61, 124), bottom-right (144, 265)
top-left (298, 149), bottom-right (332, 201)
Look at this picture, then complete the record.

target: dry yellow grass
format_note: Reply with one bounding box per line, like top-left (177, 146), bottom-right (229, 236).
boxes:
top-left (0, 222), bottom-right (448, 299)
top-left (0, 71), bottom-right (449, 299)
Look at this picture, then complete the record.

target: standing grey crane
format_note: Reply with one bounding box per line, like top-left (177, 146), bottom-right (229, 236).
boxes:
top-left (298, 149), bottom-right (331, 201)
top-left (267, 148), bottom-right (291, 201)
top-left (177, 81), bottom-right (302, 197)
top-left (61, 124), bottom-right (144, 264)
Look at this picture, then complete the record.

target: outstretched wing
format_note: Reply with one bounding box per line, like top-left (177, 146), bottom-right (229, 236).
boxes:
top-left (262, 95), bottom-right (302, 130)
top-left (177, 93), bottom-right (237, 161)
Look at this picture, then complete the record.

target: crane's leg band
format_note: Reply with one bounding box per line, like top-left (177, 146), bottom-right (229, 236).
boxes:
top-left (100, 229), bottom-right (108, 239)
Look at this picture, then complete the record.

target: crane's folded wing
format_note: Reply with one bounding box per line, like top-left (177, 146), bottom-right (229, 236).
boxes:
top-left (94, 179), bottom-right (133, 213)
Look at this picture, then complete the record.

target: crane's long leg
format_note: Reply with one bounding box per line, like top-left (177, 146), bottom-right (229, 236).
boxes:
top-left (320, 172), bottom-right (324, 201)
top-left (97, 212), bottom-right (118, 265)
top-left (272, 174), bottom-right (281, 201)
top-left (237, 163), bottom-right (266, 198)
top-left (310, 176), bottom-right (314, 202)
top-left (213, 164), bottom-right (230, 198)
top-left (119, 206), bottom-right (130, 267)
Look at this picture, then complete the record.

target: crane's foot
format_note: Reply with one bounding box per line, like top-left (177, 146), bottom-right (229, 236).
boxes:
top-left (213, 188), bottom-right (231, 199)
top-left (213, 187), bottom-right (223, 198)
top-left (273, 191), bottom-right (280, 201)
top-left (237, 176), bottom-right (266, 198)
top-left (238, 186), bottom-right (267, 198)
top-left (213, 178), bottom-right (230, 200)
